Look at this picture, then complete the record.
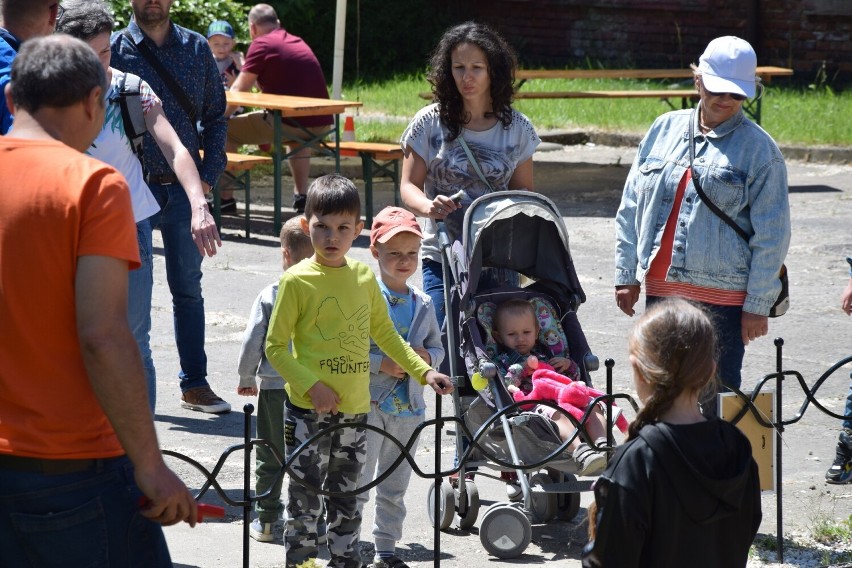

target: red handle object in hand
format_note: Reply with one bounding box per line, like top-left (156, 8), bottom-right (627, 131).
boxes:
top-left (138, 497), bottom-right (225, 522)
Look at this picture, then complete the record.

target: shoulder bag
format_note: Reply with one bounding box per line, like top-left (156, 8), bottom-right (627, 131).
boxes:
top-left (689, 110), bottom-right (789, 317)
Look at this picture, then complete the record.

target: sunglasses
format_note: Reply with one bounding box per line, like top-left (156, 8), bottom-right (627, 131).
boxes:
top-left (52, 3), bottom-right (66, 28)
top-left (701, 80), bottom-right (747, 101)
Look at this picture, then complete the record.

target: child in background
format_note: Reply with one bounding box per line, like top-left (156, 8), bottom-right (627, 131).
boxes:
top-left (826, 258), bottom-right (852, 485)
top-left (265, 175), bottom-right (454, 568)
top-left (583, 298), bottom-right (761, 568)
top-left (356, 207), bottom-right (445, 568)
top-left (492, 299), bottom-right (609, 476)
top-left (236, 216), bottom-right (313, 542)
top-left (206, 20), bottom-right (244, 88)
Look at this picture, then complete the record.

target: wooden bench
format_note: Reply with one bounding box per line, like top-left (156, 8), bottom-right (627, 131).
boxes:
top-left (211, 152), bottom-right (273, 238)
top-left (420, 66), bottom-right (793, 124)
top-left (336, 141), bottom-right (404, 227)
top-left (419, 88), bottom-right (698, 111)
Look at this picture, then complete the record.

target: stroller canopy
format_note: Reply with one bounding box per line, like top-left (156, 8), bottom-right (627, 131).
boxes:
top-left (457, 191), bottom-right (586, 310)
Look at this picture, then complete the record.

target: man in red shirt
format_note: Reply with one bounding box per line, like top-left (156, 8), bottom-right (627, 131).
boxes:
top-left (0, 35), bottom-right (196, 566)
top-left (224, 3), bottom-right (332, 214)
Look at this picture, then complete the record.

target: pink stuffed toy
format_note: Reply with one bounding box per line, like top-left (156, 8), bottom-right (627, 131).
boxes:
top-left (512, 356), bottom-right (628, 433)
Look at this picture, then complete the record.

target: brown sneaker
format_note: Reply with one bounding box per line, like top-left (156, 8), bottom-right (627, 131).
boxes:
top-left (181, 386), bottom-right (231, 414)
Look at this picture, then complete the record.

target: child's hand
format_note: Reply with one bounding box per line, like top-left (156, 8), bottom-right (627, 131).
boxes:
top-left (224, 67), bottom-right (238, 88)
top-left (237, 386), bottom-right (258, 396)
top-left (307, 382), bottom-right (341, 415)
top-left (411, 347), bottom-right (432, 366)
top-left (548, 357), bottom-right (572, 373)
top-left (423, 370), bottom-right (454, 395)
top-left (380, 357), bottom-right (406, 379)
top-left (507, 384), bottom-right (519, 394)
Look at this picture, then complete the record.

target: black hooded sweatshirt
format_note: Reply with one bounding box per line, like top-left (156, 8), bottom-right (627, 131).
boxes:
top-left (582, 419), bottom-right (762, 568)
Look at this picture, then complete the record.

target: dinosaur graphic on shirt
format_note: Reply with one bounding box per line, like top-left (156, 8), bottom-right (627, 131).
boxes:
top-left (315, 297), bottom-right (370, 355)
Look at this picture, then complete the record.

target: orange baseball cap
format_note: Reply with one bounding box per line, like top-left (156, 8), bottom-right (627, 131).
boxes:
top-left (370, 206), bottom-right (423, 246)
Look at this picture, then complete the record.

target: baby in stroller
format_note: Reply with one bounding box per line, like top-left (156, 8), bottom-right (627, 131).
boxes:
top-left (481, 298), bottom-right (624, 476)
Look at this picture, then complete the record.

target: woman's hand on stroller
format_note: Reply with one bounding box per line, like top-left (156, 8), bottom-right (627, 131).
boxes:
top-left (307, 382), bottom-right (341, 414)
top-left (423, 370), bottom-right (454, 395)
top-left (429, 194), bottom-right (461, 220)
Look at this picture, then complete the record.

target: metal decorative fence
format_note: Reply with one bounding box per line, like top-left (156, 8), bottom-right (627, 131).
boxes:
top-left (161, 339), bottom-right (851, 566)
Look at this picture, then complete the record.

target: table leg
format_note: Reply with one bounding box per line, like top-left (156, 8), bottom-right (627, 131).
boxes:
top-left (334, 114), bottom-right (341, 172)
top-left (243, 170), bottom-right (251, 239)
top-left (361, 152), bottom-right (374, 227)
top-left (273, 109), bottom-right (283, 235)
top-left (212, 178), bottom-right (222, 231)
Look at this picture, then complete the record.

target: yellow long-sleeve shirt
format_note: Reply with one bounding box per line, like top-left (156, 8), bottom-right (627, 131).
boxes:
top-left (265, 258), bottom-right (433, 414)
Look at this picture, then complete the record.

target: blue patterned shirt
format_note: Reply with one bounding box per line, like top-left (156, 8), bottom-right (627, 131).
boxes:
top-left (111, 19), bottom-right (226, 187)
top-left (0, 28), bottom-right (20, 135)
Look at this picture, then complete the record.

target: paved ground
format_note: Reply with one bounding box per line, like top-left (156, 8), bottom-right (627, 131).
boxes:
top-left (150, 144), bottom-right (852, 567)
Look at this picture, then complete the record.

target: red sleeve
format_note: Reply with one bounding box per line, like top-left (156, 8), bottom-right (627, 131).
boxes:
top-left (241, 38), bottom-right (268, 77)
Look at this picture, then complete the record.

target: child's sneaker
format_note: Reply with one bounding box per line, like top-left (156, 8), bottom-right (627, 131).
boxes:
top-left (573, 442), bottom-right (607, 477)
top-left (249, 518), bottom-right (274, 542)
top-left (370, 555), bottom-right (409, 568)
top-left (825, 428), bottom-right (852, 485)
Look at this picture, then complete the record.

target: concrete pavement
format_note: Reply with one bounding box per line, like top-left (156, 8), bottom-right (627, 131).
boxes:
top-left (152, 144), bottom-right (852, 567)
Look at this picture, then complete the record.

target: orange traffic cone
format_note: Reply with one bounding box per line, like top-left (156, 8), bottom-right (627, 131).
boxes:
top-left (340, 115), bottom-right (357, 156)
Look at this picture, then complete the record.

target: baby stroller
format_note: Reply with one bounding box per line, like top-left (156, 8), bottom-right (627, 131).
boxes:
top-left (427, 191), bottom-right (615, 559)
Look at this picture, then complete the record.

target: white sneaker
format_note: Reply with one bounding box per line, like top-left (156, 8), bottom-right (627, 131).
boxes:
top-left (249, 519), bottom-right (274, 543)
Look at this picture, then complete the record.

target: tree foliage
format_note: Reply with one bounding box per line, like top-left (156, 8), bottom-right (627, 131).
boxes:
top-left (107, 0), bottom-right (249, 42)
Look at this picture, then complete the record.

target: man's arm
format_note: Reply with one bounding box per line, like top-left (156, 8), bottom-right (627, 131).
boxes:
top-left (76, 255), bottom-right (197, 527)
top-left (225, 69), bottom-right (258, 116)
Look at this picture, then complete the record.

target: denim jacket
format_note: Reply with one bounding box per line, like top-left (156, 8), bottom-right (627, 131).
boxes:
top-left (615, 107), bottom-right (790, 315)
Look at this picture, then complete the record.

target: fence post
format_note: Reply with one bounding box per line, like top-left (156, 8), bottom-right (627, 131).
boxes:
top-left (773, 339), bottom-right (784, 563)
top-left (243, 404), bottom-right (255, 568)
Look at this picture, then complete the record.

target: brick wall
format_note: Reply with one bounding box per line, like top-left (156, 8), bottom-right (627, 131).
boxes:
top-left (454, 0), bottom-right (851, 86)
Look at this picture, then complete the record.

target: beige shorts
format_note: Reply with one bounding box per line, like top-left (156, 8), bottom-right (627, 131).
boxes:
top-left (226, 110), bottom-right (330, 148)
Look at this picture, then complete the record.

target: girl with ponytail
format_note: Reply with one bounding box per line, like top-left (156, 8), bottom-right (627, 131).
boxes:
top-left (582, 298), bottom-right (761, 568)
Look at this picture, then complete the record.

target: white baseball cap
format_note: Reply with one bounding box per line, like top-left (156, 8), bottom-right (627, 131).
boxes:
top-left (698, 36), bottom-right (757, 98)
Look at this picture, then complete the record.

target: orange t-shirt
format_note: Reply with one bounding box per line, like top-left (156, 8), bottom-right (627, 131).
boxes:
top-left (0, 138), bottom-right (139, 459)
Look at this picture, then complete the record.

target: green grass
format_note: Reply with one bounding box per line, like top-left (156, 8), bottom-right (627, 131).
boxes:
top-left (340, 75), bottom-right (852, 147)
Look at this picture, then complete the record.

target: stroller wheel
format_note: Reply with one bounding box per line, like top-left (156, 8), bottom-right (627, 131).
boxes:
top-left (553, 471), bottom-right (582, 521)
top-left (427, 480), bottom-right (456, 530)
top-left (528, 471), bottom-right (557, 523)
top-left (456, 480), bottom-right (480, 530)
top-left (479, 503), bottom-right (532, 559)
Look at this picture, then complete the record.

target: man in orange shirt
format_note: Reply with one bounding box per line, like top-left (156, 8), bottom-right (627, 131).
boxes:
top-left (0, 35), bottom-right (196, 566)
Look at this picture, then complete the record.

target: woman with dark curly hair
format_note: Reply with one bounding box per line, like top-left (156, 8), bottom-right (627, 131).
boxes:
top-left (399, 21), bottom-right (540, 325)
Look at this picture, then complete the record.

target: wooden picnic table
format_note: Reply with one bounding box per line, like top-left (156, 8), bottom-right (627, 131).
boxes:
top-left (225, 91), bottom-right (362, 233)
top-left (514, 66), bottom-right (793, 83)
top-left (512, 66), bottom-right (794, 125)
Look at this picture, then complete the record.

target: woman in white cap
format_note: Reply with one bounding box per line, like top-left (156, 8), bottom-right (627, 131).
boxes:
top-left (613, 36), bottom-right (790, 416)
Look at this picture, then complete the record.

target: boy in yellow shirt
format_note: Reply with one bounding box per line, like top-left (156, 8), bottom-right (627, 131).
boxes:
top-left (266, 174), bottom-right (453, 568)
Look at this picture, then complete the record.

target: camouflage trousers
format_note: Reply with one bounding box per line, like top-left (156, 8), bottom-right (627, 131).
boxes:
top-left (284, 404), bottom-right (367, 568)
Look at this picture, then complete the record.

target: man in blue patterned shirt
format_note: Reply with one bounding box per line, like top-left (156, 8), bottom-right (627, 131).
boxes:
top-left (112, 0), bottom-right (231, 414)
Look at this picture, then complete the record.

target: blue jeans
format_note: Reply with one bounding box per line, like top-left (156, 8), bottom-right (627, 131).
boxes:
top-left (129, 219), bottom-right (157, 411)
top-left (0, 455), bottom-right (172, 567)
top-left (422, 258), bottom-right (446, 326)
top-left (843, 379), bottom-right (852, 430)
top-left (148, 183), bottom-right (208, 393)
